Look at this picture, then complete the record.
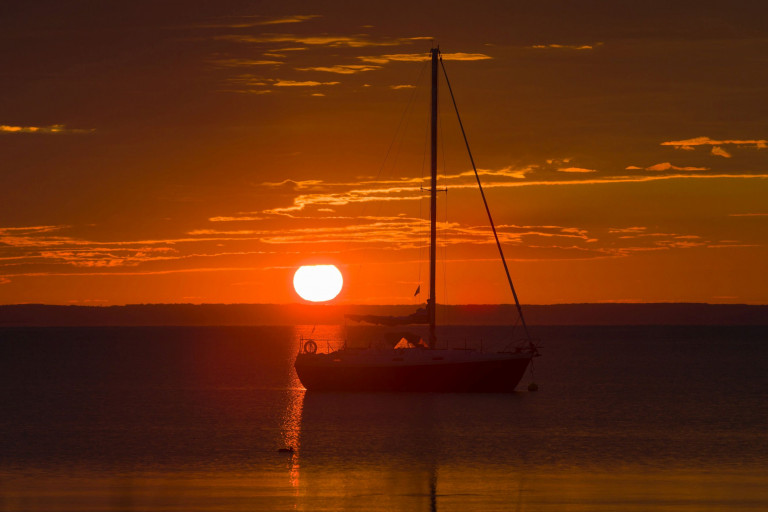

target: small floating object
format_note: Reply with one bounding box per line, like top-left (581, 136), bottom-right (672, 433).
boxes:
top-left (527, 382), bottom-right (539, 392)
top-left (278, 447), bottom-right (294, 453)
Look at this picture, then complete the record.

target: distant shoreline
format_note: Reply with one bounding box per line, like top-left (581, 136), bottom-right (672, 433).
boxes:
top-left (0, 303), bottom-right (766, 326)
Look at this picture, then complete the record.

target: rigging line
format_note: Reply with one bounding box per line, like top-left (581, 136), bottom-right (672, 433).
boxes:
top-left (439, 79), bottom-right (448, 192)
top-left (439, 54), bottom-right (534, 344)
top-left (343, 59), bottom-right (428, 257)
top-left (416, 82), bottom-right (432, 300)
top-left (369, 59), bottom-right (428, 219)
top-left (352, 57), bottom-right (427, 226)
top-left (442, 186), bottom-right (448, 307)
top-left (374, 59), bottom-right (428, 184)
top-left (438, 72), bottom-right (449, 308)
top-left (503, 314), bottom-right (522, 351)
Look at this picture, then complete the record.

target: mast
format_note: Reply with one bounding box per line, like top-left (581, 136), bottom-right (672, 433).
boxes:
top-left (428, 47), bottom-right (438, 349)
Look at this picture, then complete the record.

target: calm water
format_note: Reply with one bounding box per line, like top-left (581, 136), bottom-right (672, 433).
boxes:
top-left (0, 325), bottom-right (766, 511)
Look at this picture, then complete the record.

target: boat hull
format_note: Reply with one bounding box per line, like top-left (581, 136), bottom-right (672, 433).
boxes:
top-left (294, 352), bottom-right (532, 393)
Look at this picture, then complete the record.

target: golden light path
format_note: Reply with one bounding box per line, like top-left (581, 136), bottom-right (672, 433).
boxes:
top-left (293, 265), bottom-right (343, 302)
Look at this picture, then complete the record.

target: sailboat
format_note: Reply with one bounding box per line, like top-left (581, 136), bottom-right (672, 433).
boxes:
top-left (294, 48), bottom-right (540, 392)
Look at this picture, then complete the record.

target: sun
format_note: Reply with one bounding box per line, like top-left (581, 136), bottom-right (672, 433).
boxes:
top-left (293, 265), bottom-right (343, 302)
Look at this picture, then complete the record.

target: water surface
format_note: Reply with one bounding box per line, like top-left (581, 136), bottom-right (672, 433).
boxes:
top-left (1, 325), bottom-right (766, 511)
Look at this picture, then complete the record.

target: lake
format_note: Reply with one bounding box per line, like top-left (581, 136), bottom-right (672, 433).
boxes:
top-left (1, 325), bottom-right (766, 511)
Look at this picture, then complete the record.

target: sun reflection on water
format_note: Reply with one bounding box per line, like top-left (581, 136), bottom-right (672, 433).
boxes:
top-left (282, 325), bottom-right (345, 494)
top-left (280, 386), bottom-right (304, 491)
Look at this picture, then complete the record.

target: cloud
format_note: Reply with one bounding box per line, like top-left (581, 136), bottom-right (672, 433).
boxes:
top-left (260, 168), bottom-right (529, 215)
top-left (258, 218), bottom-right (427, 247)
top-left (443, 166), bottom-right (532, 181)
top-left (360, 54), bottom-right (425, 64)
top-left (0, 227), bottom-right (264, 251)
top-left (188, 230), bottom-right (256, 236)
top-left (0, 124), bottom-right (94, 134)
top-left (0, 225), bottom-right (72, 247)
top-left (295, 64), bottom-right (382, 74)
top-left (359, 52), bottom-right (491, 64)
top-left (0, 225), bottom-right (68, 234)
top-left (261, 179), bottom-right (323, 190)
top-left (258, 167), bottom-right (533, 215)
top-left (225, 89), bottom-right (273, 95)
top-left (244, 213), bottom-right (738, 263)
top-left (442, 52), bottom-right (493, 61)
top-left (645, 162), bottom-right (709, 171)
top-left (616, 231), bottom-right (689, 240)
top-left (661, 136), bottom-right (768, 150)
top-left (209, 216), bottom-right (262, 222)
top-left (255, 15), bottom-right (321, 25)
top-left (0, 223), bottom-right (281, 271)
top-left (728, 213), bottom-right (768, 217)
top-left (609, 227), bottom-right (647, 234)
top-left (263, 184), bottom-right (423, 215)
top-left (223, 75), bottom-right (268, 87)
top-left (258, 162), bottom-right (768, 215)
top-left (35, 247), bottom-right (180, 268)
top-left (710, 146), bottom-right (732, 158)
top-left (529, 43), bottom-right (602, 50)
top-left (600, 227), bottom-right (746, 256)
top-left (390, 84), bottom-right (415, 89)
top-left (184, 15), bottom-right (321, 29)
top-left (626, 162), bottom-right (712, 171)
top-left (273, 79), bottom-right (339, 87)
top-left (557, 167), bottom-right (597, 173)
top-left (211, 58), bottom-right (283, 67)
top-left (219, 74), bottom-right (278, 94)
top-left (255, 217), bottom-right (596, 251)
top-left (7, 266), bottom-right (271, 279)
top-left (217, 34), bottom-right (429, 48)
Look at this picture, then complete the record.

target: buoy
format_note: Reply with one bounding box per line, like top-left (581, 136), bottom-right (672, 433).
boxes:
top-left (527, 382), bottom-right (539, 392)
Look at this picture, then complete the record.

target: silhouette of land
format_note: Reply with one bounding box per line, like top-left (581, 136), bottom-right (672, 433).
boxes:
top-left (0, 303), bottom-right (765, 326)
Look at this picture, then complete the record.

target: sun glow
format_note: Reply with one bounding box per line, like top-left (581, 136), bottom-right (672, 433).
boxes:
top-left (293, 265), bottom-right (343, 302)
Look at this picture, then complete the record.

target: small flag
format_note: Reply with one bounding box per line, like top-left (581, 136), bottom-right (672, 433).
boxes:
top-left (414, 285), bottom-right (421, 296)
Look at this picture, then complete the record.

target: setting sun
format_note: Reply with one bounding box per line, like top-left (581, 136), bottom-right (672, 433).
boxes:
top-left (293, 265), bottom-right (343, 302)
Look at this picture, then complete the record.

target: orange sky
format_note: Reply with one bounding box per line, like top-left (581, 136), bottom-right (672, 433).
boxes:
top-left (1, 2), bottom-right (767, 305)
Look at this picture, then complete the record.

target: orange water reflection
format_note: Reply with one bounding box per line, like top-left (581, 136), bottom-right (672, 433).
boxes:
top-left (3, 465), bottom-right (766, 511)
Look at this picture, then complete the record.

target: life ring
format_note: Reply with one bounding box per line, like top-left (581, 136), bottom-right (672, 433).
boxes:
top-left (303, 339), bottom-right (318, 354)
